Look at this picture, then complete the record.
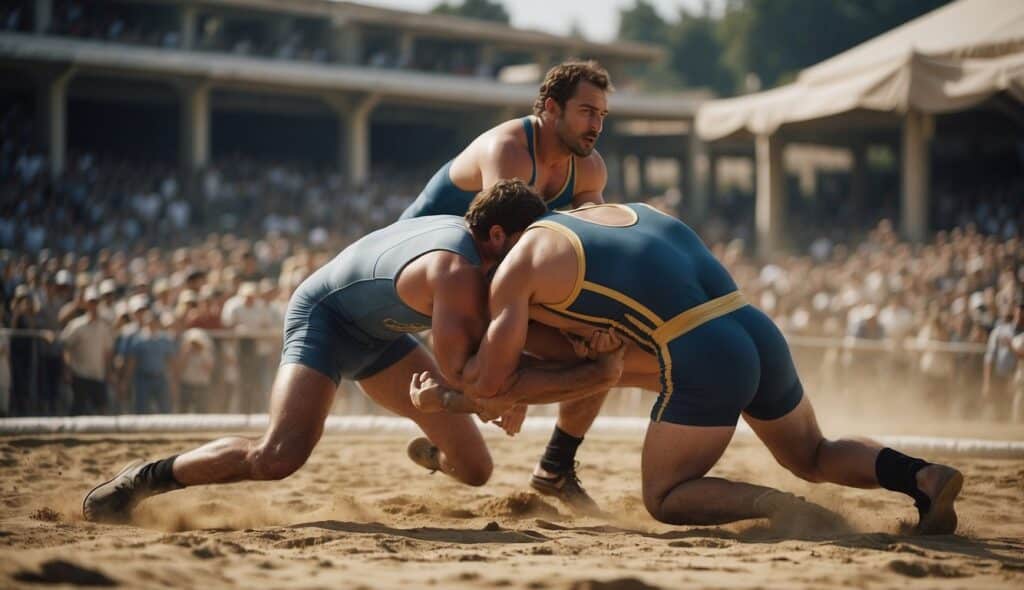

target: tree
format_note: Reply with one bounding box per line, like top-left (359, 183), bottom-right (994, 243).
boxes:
top-left (617, 0), bottom-right (670, 46)
top-left (431, 0), bottom-right (509, 25)
top-left (721, 0), bottom-right (952, 90)
top-left (616, 0), bottom-right (681, 90)
top-left (669, 8), bottom-right (734, 95)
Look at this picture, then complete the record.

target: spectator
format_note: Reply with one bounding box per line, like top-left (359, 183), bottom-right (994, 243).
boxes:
top-left (221, 281), bottom-right (275, 413)
top-left (984, 296), bottom-right (1024, 420)
top-left (917, 308), bottom-right (955, 414)
top-left (123, 305), bottom-right (177, 414)
top-left (60, 286), bottom-right (115, 415)
top-left (178, 327), bottom-right (215, 413)
top-left (9, 284), bottom-right (43, 416)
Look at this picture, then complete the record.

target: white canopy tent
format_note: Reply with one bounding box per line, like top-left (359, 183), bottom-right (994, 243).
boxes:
top-left (695, 0), bottom-right (1024, 251)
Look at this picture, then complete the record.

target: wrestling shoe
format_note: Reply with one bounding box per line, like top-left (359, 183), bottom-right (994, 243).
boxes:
top-left (82, 459), bottom-right (180, 524)
top-left (915, 464), bottom-right (963, 535)
top-left (530, 462), bottom-right (602, 516)
top-left (406, 437), bottom-right (442, 474)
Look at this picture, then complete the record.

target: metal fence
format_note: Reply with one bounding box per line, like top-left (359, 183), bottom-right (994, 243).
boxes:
top-left (0, 327), bottom-right (1009, 420)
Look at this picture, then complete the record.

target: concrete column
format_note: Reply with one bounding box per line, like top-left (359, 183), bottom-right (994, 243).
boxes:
top-left (478, 44), bottom-right (496, 77)
top-left (181, 5), bottom-right (198, 50)
top-left (40, 68), bottom-right (73, 179)
top-left (398, 32), bottom-right (416, 68)
top-left (34, 0), bottom-right (52, 34)
top-left (606, 151), bottom-right (625, 202)
top-left (342, 94), bottom-right (380, 187)
top-left (623, 155), bottom-right (639, 199)
top-left (638, 154), bottom-right (650, 196)
top-left (179, 81), bottom-right (211, 172)
top-left (755, 133), bottom-right (786, 256)
top-left (901, 111), bottom-right (932, 242)
top-left (850, 142), bottom-right (867, 213)
top-left (707, 151), bottom-right (718, 208)
top-left (687, 131), bottom-right (711, 222)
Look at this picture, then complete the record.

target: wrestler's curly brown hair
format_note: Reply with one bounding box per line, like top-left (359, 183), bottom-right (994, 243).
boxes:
top-left (532, 60), bottom-right (614, 117)
top-left (465, 179), bottom-right (547, 240)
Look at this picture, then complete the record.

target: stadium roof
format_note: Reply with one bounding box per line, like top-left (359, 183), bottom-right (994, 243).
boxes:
top-left (0, 33), bottom-right (702, 119)
top-left (183, 0), bottom-right (664, 62)
top-left (696, 0), bottom-right (1024, 141)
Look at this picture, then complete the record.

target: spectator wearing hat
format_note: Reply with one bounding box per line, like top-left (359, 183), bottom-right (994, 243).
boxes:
top-left (60, 287), bottom-right (115, 415)
top-left (111, 294), bottom-right (147, 411)
top-left (37, 270), bottom-right (73, 413)
top-left (178, 328), bottom-right (214, 413)
top-left (221, 281), bottom-right (275, 412)
top-left (9, 284), bottom-right (43, 415)
top-left (123, 303), bottom-right (177, 414)
top-left (58, 272), bottom-right (92, 327)
top-left (97, 278), bottom-right (118, 323)
top-left (984, 294), bottom-right (1024, 420)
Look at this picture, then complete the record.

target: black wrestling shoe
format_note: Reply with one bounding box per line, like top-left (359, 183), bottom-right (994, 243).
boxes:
top-left (915, 465), bottom-right (963, 535)
top-left (530, 462), bottom-right (601, 515)
top-left (82, 460), bottom-right (180, 524)
top-left (406, 437), bottom-right (442, 474)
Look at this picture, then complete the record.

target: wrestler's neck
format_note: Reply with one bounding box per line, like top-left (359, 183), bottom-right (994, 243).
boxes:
top-left (534, 114), bottom-right (572, 165)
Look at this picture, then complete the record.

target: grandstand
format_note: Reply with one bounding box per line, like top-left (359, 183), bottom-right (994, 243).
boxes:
top-left (0, 0), bottom-right (703, 195)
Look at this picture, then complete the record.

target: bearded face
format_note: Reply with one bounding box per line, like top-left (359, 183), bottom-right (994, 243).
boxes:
top-left (551, 81), bottom-right (608, 157)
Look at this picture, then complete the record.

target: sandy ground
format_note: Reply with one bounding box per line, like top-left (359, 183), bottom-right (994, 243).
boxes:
top-left (1, 424), bottom-right (1022, 590)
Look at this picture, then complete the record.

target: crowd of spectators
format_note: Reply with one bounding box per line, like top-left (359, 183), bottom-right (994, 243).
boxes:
top-left (6, 1), bottom-right (542, 80)
top-left (48, 0), bottom-right (182, 49)
top-left (697, 209), bottom-right (1024, 421)
top-left (0, 232), bottom-right (333, 418)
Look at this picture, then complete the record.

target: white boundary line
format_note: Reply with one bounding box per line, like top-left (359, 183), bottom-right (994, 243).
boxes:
top-left (1, 415), bottom-right (1022, 458)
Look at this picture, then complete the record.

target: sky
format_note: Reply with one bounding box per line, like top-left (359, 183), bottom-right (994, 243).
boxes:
top-left (351, 0), bottom-right (724, 43)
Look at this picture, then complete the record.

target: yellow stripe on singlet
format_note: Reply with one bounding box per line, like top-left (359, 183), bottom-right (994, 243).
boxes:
top-left (652, 292), bottom-right (747, 344)
top-left (652, 291), bottom-right (748, 422)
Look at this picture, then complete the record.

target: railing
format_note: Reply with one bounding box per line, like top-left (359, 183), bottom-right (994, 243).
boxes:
top-left (0, 327), bottom-right (998, 419)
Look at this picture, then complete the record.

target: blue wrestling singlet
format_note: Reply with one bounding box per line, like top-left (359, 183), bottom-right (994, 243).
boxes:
top-left (399, 116), bottom-right (576, 219)
top-left (530, 204), bottom-right (804, 427)
top-left (282, 215), bottom-right (481, 383)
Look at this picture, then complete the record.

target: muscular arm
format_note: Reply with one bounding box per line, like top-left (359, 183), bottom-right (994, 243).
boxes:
top-left (429, 260), bottom-right (489, 390)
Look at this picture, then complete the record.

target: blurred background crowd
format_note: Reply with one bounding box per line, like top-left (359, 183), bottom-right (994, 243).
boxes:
top-left (2, 142), bottom-right (1022, 421)
top-left (1, 0), bottom-right (1021, 421)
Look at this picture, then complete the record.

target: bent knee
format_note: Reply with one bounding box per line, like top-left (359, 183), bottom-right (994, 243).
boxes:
top-left (459, 456), bottom-right (493, 487)
top-left (642, 489), bottom-right (679, 524)
top-left (250, 443), bottom-right (313, 481)
top-left (779, 440), bottom-right (827, 483)
top-left (785, 462), bottom-right (825, 483)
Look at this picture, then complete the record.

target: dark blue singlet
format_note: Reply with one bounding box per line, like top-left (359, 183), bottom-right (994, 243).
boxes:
top-left (281, 215), bottom-right (480, 383)
top-left (399, 116), bottom-right (576, 219)
top-left (531, 204), bottom-right (804, 426)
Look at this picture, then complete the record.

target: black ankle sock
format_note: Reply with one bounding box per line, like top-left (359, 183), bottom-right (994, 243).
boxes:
top-left (875, 447), bottom-right (930, 513)
top-left (139, 455), bottom-right (184, 491)
top-left (539, 426), bottom-right (583, 474)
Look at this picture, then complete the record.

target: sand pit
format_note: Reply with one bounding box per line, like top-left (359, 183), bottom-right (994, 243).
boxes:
top-left (1, 425), bottom-right (1023, 589)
